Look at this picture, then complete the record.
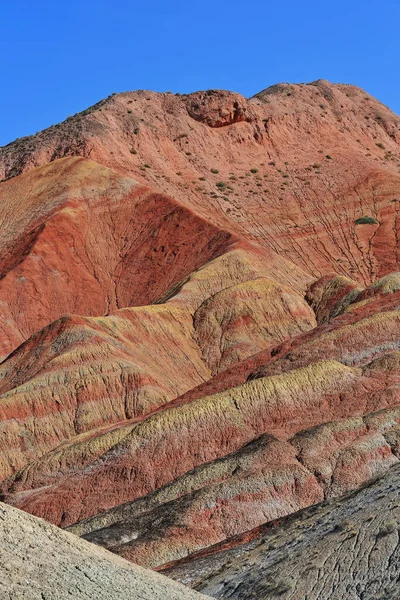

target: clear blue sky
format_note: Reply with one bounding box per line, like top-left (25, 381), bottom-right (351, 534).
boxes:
top-left (1, 0), bottom-right (399, 146)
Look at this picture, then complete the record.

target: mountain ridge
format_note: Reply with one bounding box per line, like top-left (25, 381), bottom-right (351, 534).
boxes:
top-left (0, 79), bottom-right (399, 598)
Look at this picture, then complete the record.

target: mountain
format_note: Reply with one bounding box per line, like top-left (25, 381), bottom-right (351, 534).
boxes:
top-left (2, 80), bottom-right (400, 287)
top-left (0, 80), bottom-right (399, 597)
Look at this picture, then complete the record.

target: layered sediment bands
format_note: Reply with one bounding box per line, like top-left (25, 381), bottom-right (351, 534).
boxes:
top-left (290, 407), bottom-right (400, 497)
top-left (2, 359), bottom-right (396, 526)
top-left (305, 273), bottom-right (362, 323)
top-left (165, 464), bottom-right (400, 600)
top-left (67, 404), bottom-right (399, 569)
top-left (192, 277), bottom-right (316, 374)
top-left (251, 288), bottom-right (400, 380)
top-left (68, 435), bottom-right (314, 537)
top-left (0, 305), bottom-right (209, 481)
top-left (73, 436), bottom-right (324, 567)
top-left (171, 348), bottom-right (274, 405)
top-left (1, 81), bottom-right (400, 590)
top-left (0, 243), bottom-right (315, 481)
top-left (355, 271), bottom-right (400, 302)
top-left (2, 82), bottom-right (400, 285)
top-left (0, 502), bottom-right (206, 600)
top-left (0, 156), bottom-right (240, 359)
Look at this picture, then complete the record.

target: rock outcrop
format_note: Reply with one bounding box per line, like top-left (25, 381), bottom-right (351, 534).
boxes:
top-left (0, 501), bottom-right (206, 600)
top-left (165, 463), bottom-right (400, 600)
top-left (2, 82), bottom-right (400, 287)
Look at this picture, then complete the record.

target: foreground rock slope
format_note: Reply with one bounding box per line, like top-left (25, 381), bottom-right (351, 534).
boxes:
top-left (0, 502), bottom-right (206, 600)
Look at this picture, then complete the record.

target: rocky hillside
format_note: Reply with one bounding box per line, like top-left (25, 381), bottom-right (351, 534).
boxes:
top-left (165, 463), bottom-right (400, 600)
top-left (2, 81), bottom-right (400, 287)
top-left (0, 80), bottom-right (399, 597)
top-left (0, 501), bottom-right (206, 599)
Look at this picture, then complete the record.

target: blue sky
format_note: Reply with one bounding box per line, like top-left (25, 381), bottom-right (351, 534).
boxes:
top-left (1, 0), bottom-right (399, 146)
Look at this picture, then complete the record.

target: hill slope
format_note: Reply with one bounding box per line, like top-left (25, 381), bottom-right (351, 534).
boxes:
top-left (0, 501), bottom-right (206, 600)
top-left (0, 81), bottom-right (399, 597)
top-left (165, 463), bottom-right (400, 600)
top-left (2, 81), bottom-right (400, 284)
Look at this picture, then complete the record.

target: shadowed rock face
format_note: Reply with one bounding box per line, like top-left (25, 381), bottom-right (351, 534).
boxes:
top-left (0, 157), bottom-right (237, 359)
top-left (164, 463), bottom-right (400, 600)
top-left (0, 502), bottom-right (206, 600)
top-left (0, 81), bottom-right (400, 596)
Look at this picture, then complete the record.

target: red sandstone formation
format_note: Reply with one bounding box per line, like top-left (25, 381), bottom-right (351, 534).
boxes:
top-left (0, 81), bottom-right (400, 584)
top-left (2, 81), bottom-right (400, 286)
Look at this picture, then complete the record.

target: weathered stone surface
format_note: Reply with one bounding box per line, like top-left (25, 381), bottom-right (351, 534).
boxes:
top-left (66, 404), bottom-right (399, 569)
top-left (1, 81), bottom-right (400, 592)
top-left (73, 435), bottom-right (324, 568)
top-left (0, 502), bottom-right (206, 600)
top-left (305, 273), bottom-right (362, 323)
top-left (165, 463), bottom-right (400, 600)
top-left (2, 81), bottom-right (400, 286)
top-left (251, 290), bottom-right (400, 380)
top-left (0, 240), bottom-right (315, 482)
top-left (2, 359), bottom-right (397, 527)
top-left (0, 157), bottom-right (237, 359)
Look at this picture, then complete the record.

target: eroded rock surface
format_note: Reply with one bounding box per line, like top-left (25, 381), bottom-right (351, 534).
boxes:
top-left (165, 463), bottom-right (400, 600)
top-left (2, 82), bottom-right (400, 286)
top-left (0, 502), bottom-right (206, 600)
top-left (0, 81), bottom-right (400, 596)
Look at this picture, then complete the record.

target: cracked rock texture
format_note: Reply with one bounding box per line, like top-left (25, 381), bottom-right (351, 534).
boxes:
top-left (165, 463), bottom-right (400, 600)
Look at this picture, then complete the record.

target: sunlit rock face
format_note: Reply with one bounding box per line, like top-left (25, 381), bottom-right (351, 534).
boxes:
top-left (0, 81), bottom-right (400, 588)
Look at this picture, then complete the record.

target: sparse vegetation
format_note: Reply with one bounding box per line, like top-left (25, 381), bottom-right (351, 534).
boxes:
top-left (354, 216), bottom-right (379, 225)
top-left (377, 521), bottom-right (397, 538)
top-left (250, 168), bottom-right (258, 174)
top-left (210, 168), bottom-right (219, 174)
top-left (333, 519), bottom-right (356, 533)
